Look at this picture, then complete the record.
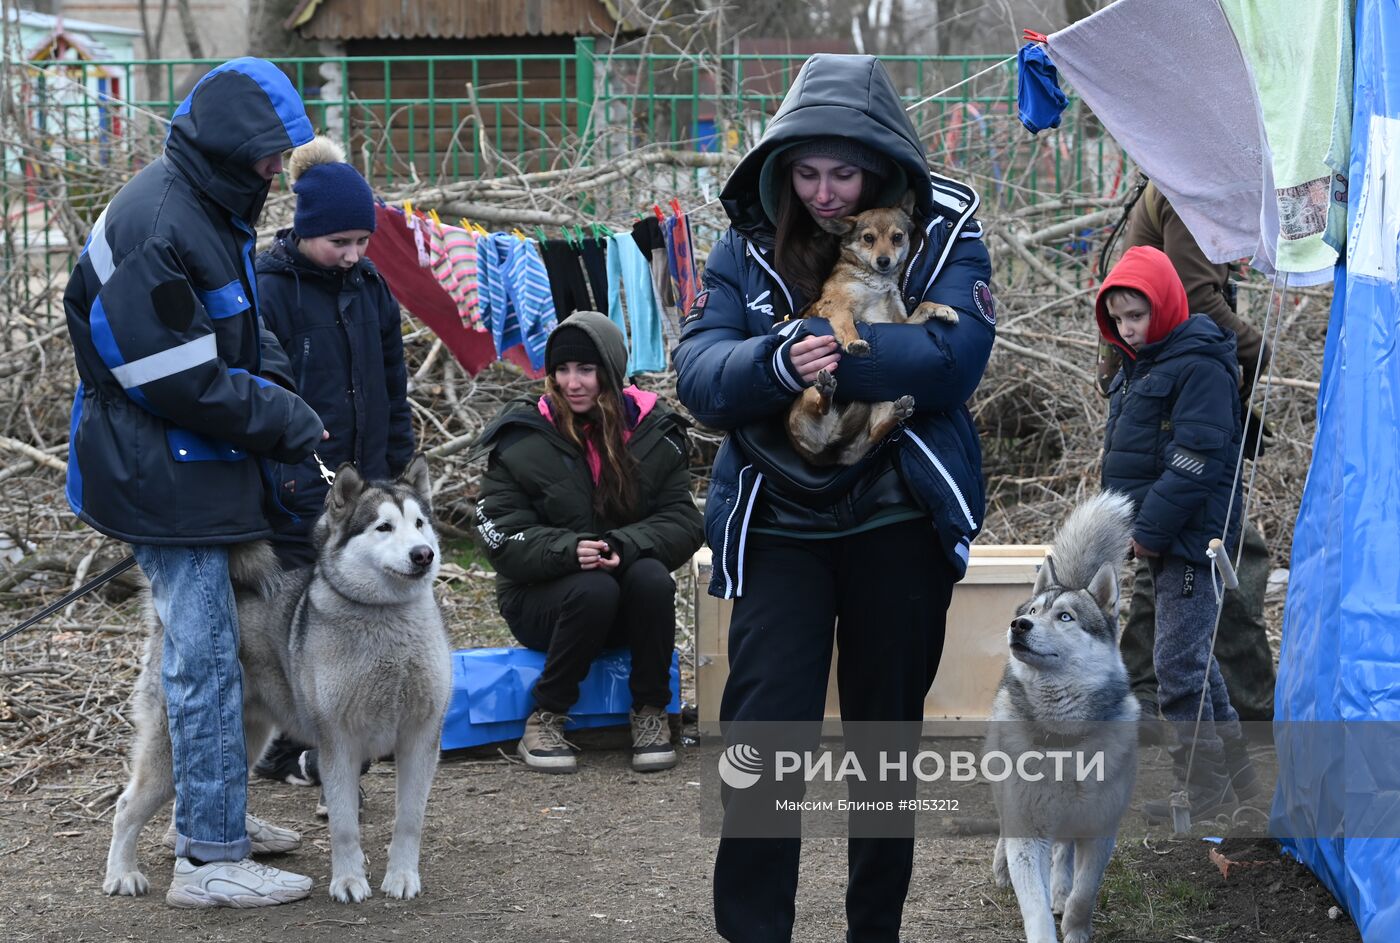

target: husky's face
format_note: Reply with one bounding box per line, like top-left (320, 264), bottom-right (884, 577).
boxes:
top-left (1006, 560), bottom-right (1121, 674)
top-left (313, 455), bottom-right (440, 601)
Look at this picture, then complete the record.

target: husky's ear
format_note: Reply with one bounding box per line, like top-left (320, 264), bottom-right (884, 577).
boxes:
top-left (327, 463), bottom-right (364, 513)
top-left (399, 453), bottom-right (432, 511)
top-left (815, 214), bottom-right (857, 237)
top-left (899, 189), bottom-right (916, 216)
top-left (1088, 561), bottom-right (1121, 617)
top-left (1032, 553), bottom-right (1058, 596)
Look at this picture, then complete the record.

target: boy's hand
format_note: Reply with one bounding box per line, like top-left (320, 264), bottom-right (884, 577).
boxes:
top-left (1131, 539), bottom-right (1158, 559)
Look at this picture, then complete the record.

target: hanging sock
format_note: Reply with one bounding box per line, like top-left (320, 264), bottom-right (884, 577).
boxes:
top-left (1017, 42), bottom-right (1069, 134)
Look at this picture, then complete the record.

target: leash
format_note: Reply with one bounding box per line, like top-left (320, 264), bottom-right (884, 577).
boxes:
top-left (312, 452), bottom-right (336, 485)
top-left (0, 554), bottom-right (138, 645)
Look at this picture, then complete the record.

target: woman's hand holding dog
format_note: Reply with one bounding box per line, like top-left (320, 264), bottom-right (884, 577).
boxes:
top-left (577, 539), bottom-right (620, 571)
top-left (790, 334), bottom-right (841, 385)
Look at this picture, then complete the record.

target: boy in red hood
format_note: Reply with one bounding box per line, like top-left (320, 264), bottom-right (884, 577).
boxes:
top-left (1096, 246), bottom-right (1259, 824)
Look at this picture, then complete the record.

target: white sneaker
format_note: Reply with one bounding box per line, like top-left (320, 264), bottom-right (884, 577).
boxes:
top-left (162, 814), bottom-right (302, 855)
top-left (166, 857), bottom-right (312, 908)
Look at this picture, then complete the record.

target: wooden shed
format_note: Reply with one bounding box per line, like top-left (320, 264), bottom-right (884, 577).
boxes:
top-left (285, 0), bottom-right (633, 180)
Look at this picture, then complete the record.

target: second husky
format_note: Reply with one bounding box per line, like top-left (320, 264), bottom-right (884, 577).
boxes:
top-left (987, 492), bottom-right (1139, 943)
top-left (103, 456), bottom-right (452, 905)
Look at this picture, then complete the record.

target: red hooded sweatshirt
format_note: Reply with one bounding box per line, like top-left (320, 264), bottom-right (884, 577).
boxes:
top-left (1096, 245), bottom-right (1190, 360)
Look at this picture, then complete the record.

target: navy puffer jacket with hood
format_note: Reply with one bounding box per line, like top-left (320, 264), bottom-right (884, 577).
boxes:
top-left (64, 58), bottom-right (324, 545)
top-left (672, 54), bottom-right (995, 598)
top-left (257, 231), bottom-right (415, 542)
top-left (1098, 246), bottom-right (1243, 563)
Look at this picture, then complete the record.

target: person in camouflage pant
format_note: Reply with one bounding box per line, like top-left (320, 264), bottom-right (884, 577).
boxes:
top-left (1099, 180), bottom-right (1276, 725)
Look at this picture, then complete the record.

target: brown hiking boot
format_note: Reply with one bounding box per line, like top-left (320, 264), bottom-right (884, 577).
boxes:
top-left (630, 705), bottom-right (677, 772)
top-left (518, 709), bottom-right (577, 774)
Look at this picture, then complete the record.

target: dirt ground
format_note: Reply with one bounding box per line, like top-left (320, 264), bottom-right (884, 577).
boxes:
top-left (0, 729), bottom-right (1363, 943)
top-left (0, 571), bottom-right (1362, 943)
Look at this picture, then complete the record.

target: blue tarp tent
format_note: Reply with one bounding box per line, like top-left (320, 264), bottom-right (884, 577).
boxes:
top-left (1272, 2), bottom-right (1400, 939)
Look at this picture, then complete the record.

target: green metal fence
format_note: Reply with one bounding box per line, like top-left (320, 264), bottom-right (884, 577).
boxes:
top-left (2, 47), bottom-right (1125, 280)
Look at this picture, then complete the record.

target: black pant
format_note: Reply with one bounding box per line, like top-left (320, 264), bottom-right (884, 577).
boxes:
top-left (503, 557), bottom-right (676, 713)
top-left (713, 519), bottom-right (955, 943)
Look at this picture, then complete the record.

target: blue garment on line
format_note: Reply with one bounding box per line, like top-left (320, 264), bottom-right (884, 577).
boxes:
top-left (478, 233), bottom-right (557, 370)
top-left (1017, 43), bottom-right (1069, 134)
top-left (606, 233), bottom-right (667, 374)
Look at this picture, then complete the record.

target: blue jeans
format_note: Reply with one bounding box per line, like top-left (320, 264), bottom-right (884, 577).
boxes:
top-left (131, 544), bottom-right (252, 862)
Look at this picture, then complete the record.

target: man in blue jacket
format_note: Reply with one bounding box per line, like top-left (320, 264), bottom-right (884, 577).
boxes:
top-left (66, 58), bottom-right (324, 907)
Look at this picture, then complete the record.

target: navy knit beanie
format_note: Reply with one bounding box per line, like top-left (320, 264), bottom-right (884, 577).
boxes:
top-left (288, 137), bottom-right (377, 237)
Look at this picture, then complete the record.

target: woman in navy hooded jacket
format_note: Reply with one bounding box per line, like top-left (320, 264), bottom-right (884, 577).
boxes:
top-left (673, 55), bottom-right (995, 943)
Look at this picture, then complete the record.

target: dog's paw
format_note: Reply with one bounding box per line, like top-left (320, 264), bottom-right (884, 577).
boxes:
top-left (381, 868), bottom-right (422, 900)
top-left (893, 395), bottom-right (915, 421)
top-left (992, 861), bottom-right (1010, 889)
top-left (844, 339), bottom-right (871, 356)
top-left (814, 368), bottom-right (837, 397)
top-left (329, 873), bottom-right (372, 904)
top-left (912, 301), bottom-right (959, 325)
top-left (1062, 926), bottom-right (1091, 943)
top-left (103, 869), bottom-right (149, 896)
top-left (1052, 893), bottom-right (1068, 915)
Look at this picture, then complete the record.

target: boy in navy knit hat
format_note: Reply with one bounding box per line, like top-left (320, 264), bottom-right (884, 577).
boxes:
top-left (252, 136), bottom-right (415, 792)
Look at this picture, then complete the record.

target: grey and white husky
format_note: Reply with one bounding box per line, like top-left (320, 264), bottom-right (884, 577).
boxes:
top-left (987, 491), bottom-right (1139, 943)
top-left (103, 456), bottom-right (452, 903)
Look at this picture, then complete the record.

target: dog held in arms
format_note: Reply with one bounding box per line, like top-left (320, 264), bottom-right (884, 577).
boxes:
top-left (987, 491), bottom-right (1139, 943)
top-left (785, 193), bottom-right (960, 466)
top-left (103, 456), bottom-right (452, 904)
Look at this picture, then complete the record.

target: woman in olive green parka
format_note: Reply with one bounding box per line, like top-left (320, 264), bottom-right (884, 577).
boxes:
top-left (471, 312), bottom-right (703, 774)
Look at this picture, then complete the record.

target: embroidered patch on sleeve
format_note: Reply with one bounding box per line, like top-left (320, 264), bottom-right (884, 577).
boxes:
top-left (681, 289), bottom-right (709, 327)
top-left (972, 280), bottom-right (996, 325)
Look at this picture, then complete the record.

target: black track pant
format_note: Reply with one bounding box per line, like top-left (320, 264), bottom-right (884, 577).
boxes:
top-left (503, 557), bottom-right (676, 713)
top-left (712, 519), bottom-right (956, 943)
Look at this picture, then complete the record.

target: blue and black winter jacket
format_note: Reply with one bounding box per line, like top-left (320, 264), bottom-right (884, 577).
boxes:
top-left (257, 232), bottom-right (415, 544)
top-left (1101, 315), bottom-right (1244, 564)
top-left (672, 55), bottom-right (996, 598)
top-left (64, 58), bottom-right (324, 545)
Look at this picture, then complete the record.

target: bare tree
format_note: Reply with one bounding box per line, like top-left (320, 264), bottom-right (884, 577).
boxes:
top-left (175, 0), bottom-right (206, 59)
top-left (247, 0), bottom-right (324, 59)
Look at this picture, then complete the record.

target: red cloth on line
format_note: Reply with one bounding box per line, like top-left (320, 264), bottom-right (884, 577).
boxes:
top-left (366, 204), bottom-right (539, 377)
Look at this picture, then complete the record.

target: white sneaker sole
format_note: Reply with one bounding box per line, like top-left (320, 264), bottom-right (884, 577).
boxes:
top-left (517, 741), bottom-right (578, 774)
top-left (166, 882), bottom-right (310, 908)
top-left (632, 749), bottom-right (678, 772)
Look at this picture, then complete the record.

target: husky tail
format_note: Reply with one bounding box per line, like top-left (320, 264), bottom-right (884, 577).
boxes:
top-left (228, 540), bottom-right (283, 599)
top-left (1044, 491), bottom-right (1134, 591)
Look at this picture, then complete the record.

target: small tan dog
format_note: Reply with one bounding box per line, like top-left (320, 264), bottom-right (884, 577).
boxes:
top-left (786, 194), bottom-right (959, 466)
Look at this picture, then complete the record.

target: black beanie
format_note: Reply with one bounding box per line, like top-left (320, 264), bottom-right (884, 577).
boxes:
top-left (545, 324), bottom-right (602, 373)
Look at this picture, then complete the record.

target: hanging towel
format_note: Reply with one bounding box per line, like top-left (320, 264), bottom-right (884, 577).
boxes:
top-left (606, 233), bottom-right (667, 375)
top-left (1219, 0), bottom-right (1344, 282)
top-left (1047, 0), bottom-right (1278, 275)
top-left (1016, 43), bottom-right (1069, 134)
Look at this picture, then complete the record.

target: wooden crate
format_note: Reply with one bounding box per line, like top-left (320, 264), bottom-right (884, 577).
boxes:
top-left (692, 544), bottom-right (1049, 724)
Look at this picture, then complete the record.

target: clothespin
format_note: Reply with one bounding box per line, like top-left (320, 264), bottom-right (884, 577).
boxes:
top-left (534, 226), bottom-right (548, 243)
top-left (652, 204), bottom-right (666, 223)
top-left (670, 198), bottom-right (683, 217)
top-left (428, 208), bottom-right (442, 227)
top-left (1023, 28), bottom-right (1049, 45)
top-left (458, 218), bottom-right (472, 231)
top-left (403, 199), bottom-right (414, 217)
top-left (511, 227), bottom-right (527, 241)
top-left (592, 221), bottom-right (609, 239)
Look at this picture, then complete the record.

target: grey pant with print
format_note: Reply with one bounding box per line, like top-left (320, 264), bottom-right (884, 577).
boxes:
top-left (1148, 553), bottom-right (1242, 765)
